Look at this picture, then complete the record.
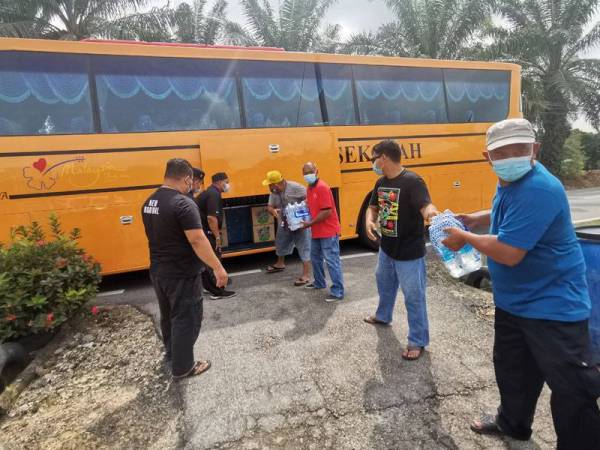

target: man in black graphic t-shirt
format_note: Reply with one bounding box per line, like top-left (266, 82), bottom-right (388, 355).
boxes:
top-left (142, 158), bottom-right (228, 379)
top-left (363, 140), bottom-right (439, 361)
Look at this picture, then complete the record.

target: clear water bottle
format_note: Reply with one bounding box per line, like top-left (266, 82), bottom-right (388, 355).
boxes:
top-left (437, 245), bottom-right (466, 278)
top-left (429, 210), bottom-right (481, 278)
top-left (457, 243), bottom-right (482, 272)
top-left (285, 201), bottom-right (311, 231)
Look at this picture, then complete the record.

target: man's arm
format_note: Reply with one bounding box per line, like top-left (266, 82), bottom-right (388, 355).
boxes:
top-left (304, 208), bottom-right (331, 227)
top-left (267, 205), bottom-right (280, 220)
top-left (207, 216), bottom-right (221, 241)
top-left (420, 203), bottom-right (439, 222)
top-left (184, 228), bottom-right (228, 287)
top-left (442, 228), bottom-right (526, 267)
top-left (365, 205), bottom-right (379, 241)
top-left (457, 210), bottom-right (491, 230)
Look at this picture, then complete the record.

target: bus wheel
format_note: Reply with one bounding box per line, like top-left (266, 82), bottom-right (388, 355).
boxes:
top-left (358, 207), bottom-right (379, 251)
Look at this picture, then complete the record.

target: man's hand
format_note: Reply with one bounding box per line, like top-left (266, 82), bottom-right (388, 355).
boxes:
top-left (442, 227), bottom-right (467, 251)
top-left (421, 204), bottom-right (440, 222)
top-left (366, 220), bottom-right (379, 241)
top-left (456, 210), bottom-right (491, 230)
top-left (301, 221), bottom-right (312, 229)
top-left (214, 266), bottom-right (228, 288)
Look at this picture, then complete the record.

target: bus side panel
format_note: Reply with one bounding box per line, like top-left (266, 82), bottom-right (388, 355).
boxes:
top-left (1, 134), bottom-right (203, 274)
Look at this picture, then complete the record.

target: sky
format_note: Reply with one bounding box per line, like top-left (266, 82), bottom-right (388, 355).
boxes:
top-left (150, 0), bottom-right (599, 131)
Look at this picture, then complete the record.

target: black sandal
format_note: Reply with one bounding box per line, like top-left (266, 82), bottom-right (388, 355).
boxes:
top-left (266, 265), bottom-right (285, 274)
top-left (173, 360), bottom-right (211, 380)
top-left (470, 415), bottom-right (504, 436)
top-left (363, 315), bottom-right (391, 326)
top-left (402, 346), bottom-right (424, 361)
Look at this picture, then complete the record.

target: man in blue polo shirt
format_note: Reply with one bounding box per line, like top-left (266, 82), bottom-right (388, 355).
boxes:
top-left (443, 118), bottom-right (600, 449)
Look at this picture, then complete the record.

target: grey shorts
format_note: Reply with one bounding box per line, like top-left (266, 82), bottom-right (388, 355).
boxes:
top-left (275, 225), bottom-right (311, 261)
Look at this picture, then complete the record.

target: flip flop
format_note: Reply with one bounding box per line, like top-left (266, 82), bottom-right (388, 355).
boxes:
top-left (363, 315), bottom-right (391, 326)
top-left (294, 278), bottom-right (310, 286)
top-left (402, 346), bottom-right (424, 361)
top-left (173, 360), bottom-right (211, 380)
top-left (470, 415), bottom-right (505, 437)
top-left (265, 265), bottom-right (285, 274)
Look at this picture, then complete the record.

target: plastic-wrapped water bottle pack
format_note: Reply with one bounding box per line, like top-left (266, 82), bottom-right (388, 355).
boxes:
top-left (429, 210), bottom-right (482, 278)
top-left (285, 201), bottom-right (311, 231)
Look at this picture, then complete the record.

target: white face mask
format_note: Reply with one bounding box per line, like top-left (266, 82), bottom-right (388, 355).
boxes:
top-left (223, 182), bottom-right (231, 193)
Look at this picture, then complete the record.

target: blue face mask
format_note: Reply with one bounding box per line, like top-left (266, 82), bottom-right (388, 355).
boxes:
top-left (304, 173), bottom-right (317, 185)
top-left (372, 161), bottom-right (384, 176)
top-left (491, 155), bottom-right (533, 182)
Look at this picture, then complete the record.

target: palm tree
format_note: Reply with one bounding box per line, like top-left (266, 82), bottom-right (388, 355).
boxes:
top-left (226, 0), bottom-right (341, 52)
top-left (172, 0), bottom-right (241, 45)
top-left (342, 0), bottom-right (492, 59)
top-left (486, 0), bottom-right (600, 176)
top-left (0, 0), bottom-right (172, 41)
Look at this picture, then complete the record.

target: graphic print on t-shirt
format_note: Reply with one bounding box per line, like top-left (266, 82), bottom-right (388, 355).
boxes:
top-left (377, 187), bottom-right (400, 237)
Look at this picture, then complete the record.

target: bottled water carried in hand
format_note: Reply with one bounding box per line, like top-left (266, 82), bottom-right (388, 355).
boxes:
top-left (429, 210), bottom-right (481, 278)
top-left (285, 201), bottom-right (311, 231)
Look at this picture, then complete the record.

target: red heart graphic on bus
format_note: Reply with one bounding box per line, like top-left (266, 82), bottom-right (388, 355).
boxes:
top-left (33, 158), bottom-right (47, 172)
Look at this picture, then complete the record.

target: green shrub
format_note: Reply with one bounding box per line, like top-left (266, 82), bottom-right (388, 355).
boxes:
top-left (0, 214), bottom-right (101, 342)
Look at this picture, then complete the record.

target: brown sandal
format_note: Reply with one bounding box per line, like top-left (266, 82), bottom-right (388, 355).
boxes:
top-left (294, 278), bottom-right (310, 286)
top-left (173, 360), bottom-right (211, 379)
top-left (402, 346), bottom-right (424, 361)
top-left (363, 315), bottom-right (391, 326)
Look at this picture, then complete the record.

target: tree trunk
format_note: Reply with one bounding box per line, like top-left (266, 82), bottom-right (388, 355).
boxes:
top-left (539, 83), bottom-right (570, 177)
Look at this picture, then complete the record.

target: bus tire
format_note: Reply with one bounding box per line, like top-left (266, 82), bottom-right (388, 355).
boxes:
top-left (358, 198), bottom-right (379, 251)
top-left (464, 267), bottom-right (490, 289)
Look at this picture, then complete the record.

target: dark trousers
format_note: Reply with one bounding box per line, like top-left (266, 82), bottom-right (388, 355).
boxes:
top-left (201, 233), bottom-right (224, 296)
top-left (150, 273), bottom-right (203, 377)
top-left (493, 308), bottom-right (600, 449)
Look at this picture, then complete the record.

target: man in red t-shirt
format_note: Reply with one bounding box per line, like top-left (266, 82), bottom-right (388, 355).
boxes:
top-left (301, 162), bottom-right (344, 301)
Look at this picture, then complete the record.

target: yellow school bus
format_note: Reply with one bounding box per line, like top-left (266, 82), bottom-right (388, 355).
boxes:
top-left (0, 38), bottom-right (521, 275)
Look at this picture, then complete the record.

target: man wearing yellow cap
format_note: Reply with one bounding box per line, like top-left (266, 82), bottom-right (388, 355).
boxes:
top-left (263, 170), bottom-right (311, 286)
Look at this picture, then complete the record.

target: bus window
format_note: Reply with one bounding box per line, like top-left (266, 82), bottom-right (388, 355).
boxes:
top-left (353, 65), bottom-right (447, 125)
top-left (318, 64), bottom-right (357, 126)
top-left (239, 61), bottom-right (323, 128)
top-left (444, 69), bottom-right (510, 123)
top-left (93, 56), bottom-right (240, 133)
top-left (0, 51), bottom-right (93, 136)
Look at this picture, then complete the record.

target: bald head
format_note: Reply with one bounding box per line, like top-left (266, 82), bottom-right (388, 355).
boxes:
top-left (303, 162), bottom-right (317, 175)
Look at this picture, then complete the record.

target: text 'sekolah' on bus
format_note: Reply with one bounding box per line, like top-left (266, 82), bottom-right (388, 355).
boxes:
top-left (0, 38), bottom-right (521, 274)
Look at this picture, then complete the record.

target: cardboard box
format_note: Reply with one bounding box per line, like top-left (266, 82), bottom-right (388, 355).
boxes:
top-left (251, 206), bottom-right (274, 226)
top-left (252, 224), bottom-right (275, 243)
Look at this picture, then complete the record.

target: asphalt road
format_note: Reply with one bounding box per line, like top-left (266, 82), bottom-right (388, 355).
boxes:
top-left (567, 187), bottom-right (600, 223)
top-left (93, 186), bottom-right (600, 449)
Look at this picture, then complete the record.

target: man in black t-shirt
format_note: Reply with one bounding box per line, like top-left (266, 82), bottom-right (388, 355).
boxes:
top-left (363, 140), bottom-right (439, 361)
top-left (197, 172), bottom-right (236, 299)
top-left (142, 158), bottom-right (228, 379)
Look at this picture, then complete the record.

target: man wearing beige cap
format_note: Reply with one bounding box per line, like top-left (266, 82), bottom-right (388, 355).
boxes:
top-left (263, 170), bottom-right (312, 286)
top-left (443, 118), bottom-right (600, 448)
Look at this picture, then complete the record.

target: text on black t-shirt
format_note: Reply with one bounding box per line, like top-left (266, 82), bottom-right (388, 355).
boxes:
top-left (142, 187), bottom-right (204, 278)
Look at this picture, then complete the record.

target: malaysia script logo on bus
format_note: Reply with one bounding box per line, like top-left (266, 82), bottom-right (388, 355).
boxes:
top-left (22, 156), bottom-right (85, 190)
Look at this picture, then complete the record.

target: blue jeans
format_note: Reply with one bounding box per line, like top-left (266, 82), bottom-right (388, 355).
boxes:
top-left (311, 236), bottom-right (344, 298)
top-left (375, 250), bottom-right (429, 347)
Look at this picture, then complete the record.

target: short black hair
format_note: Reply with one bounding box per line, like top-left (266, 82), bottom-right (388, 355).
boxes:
top-left (164, 158), bottom-right (193, 179)
top-left (192, 168), bottom-right (205, 181)
top-left (212, 172), bottom-right (228, 183)
top-left (372, 139), bottom-right (401, 163)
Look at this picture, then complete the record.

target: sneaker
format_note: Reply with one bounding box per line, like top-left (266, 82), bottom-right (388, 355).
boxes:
top-left (305, 282), bottom-right (325, 290)
top-left (325, 295), bottom-right (344, 302)
top-left (210, 290), bottom-right (237, 300)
